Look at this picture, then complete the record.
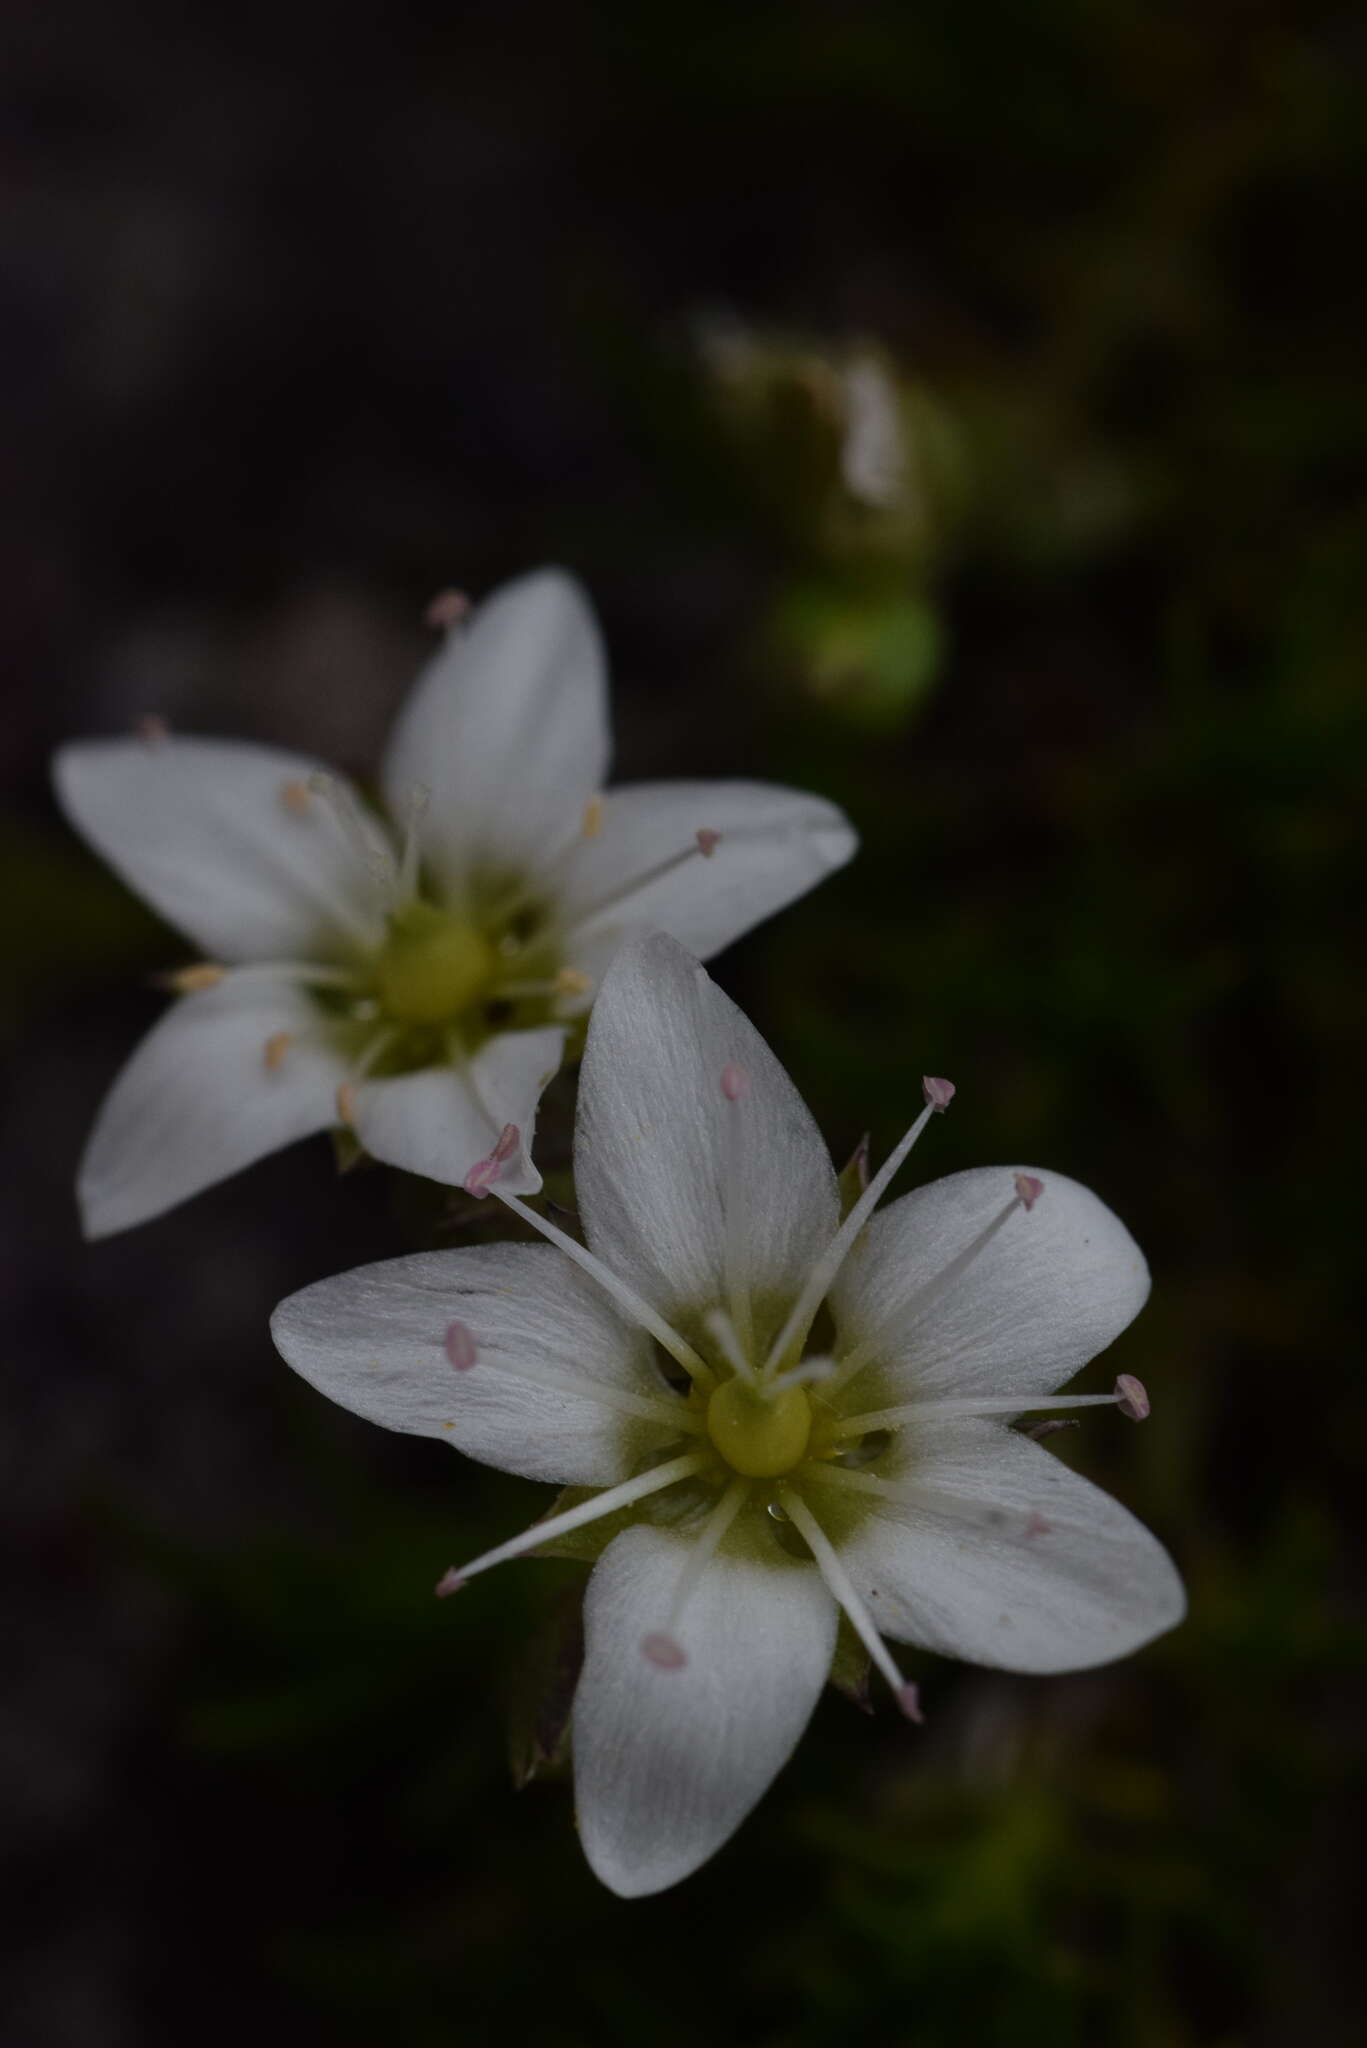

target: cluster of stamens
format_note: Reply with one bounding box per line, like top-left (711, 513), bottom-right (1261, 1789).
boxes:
top-left (144, 687), bottom-right (725, 1125)
top-left (432, 1068), bottom-right (1150, 1725)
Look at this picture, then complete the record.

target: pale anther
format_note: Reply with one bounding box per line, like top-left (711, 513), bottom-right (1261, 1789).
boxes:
top-left (280, 779), bottom-right (313, 816)
top-left (642, 1632), bottom-right (688, 1670)
top-left (1014, 1172), bottom-right (1044, 1209)
top-left (336, 1081), bottom-right (357, 1126)
top-left (1114, 1373), bottom-right (1150, 1421)
top-left (424, 588), bottom-right (470, 630)
top-left (555, 966), bottom-right (593, 996)
top-left (720, 1062), bottom-right (747, 1103)
top-left (897, 1682), bottom-right (925, 1724)
top-left (696, 829), bottom-right (721, 857)
top-left (165, 962), bottom-right (225, 994)
top-left (444, 1320), bottom-right (478, 1371)
top-left (582, 795), bottom-right (604, 839)
top-left (262, 1031), bottom-right (293, 1072)
top-left (922, 1076), bottom-right (955, 1112)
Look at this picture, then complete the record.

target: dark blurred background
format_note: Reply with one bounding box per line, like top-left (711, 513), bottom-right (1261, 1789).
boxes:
top-left (3, 2), bottom-right (1363, 2043)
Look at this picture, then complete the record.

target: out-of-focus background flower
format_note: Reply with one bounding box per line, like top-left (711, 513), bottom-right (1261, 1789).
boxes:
top-left (3, 3), bottom-right (1362, 2042)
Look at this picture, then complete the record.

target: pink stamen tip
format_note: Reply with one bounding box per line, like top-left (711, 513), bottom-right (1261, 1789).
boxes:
top-left (424, 588), bottom-right (470, 630)
top-left (434, 1569), bottom-right (466, 1598)
top-left (922, 1076), bottom-right (955, 1112)
top-left (695, 829), bottom-right (721, 858)
top-left (463, 1125), bottom-right (522, 1197)
top-left (1114, 1373), bottom-right (1150, 1421)
top-left (492, 1123), bottom-right (520, 1163)
top-left (720, 1062), bottom-right (747, 1103)
top-left (444, 1320), bottom-right (478, 1371)
top-left (642, 1632), bottom-right (688, 1671)
top-left (1014, 1173), bottom-right (1044, 1210)
top-left (896, 1681), bottom-right (925, 1724)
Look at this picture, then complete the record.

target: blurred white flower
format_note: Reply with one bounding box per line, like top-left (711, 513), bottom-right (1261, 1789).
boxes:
top-left (55, 571), bottom-right (855, 1235)
top-left (270, 933), bottom-right (1185, 1898)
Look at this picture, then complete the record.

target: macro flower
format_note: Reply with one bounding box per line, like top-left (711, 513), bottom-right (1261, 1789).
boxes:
top-left (54, 570), bottom-right (855, 1235)
top-left (270, 933), bottom-right (1185, 1897)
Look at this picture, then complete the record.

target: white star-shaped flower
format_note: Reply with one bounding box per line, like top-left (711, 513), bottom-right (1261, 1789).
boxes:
top-left (270, 933), bottom-right (1185, 1897)
top-left (55, 570), bottom-right (855, 1236)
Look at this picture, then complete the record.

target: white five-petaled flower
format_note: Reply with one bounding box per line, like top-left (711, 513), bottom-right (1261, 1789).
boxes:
top-left (270, 933), bottom-right (1185, 1898)
top-left (54, 570), bottom-right (856, 1236)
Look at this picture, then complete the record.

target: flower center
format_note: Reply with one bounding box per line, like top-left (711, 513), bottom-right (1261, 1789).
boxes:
top-left (372, 902), bottom-right (496, 1025)
top-left (705, 1378), bottom-right (812, 1478)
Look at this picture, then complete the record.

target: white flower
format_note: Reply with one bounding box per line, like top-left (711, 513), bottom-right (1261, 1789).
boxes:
top-left (55, 570), bottom-right (855, 1236)
top-left (270, 933), bottom-right (1185, 1898)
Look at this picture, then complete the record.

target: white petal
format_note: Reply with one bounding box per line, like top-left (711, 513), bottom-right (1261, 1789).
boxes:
top-left (350, 1025), bottom-right (565, 1195)
top-left (574, 934), bottom-right (839, 1345)
top-left (77, 975), bottom-right (346, 1238)
top-left (271, 1241), bottom-right (674, 1485)
top-left (381, 568), bottom-right (609, 891)
top-left (830, 1165), bottom-right (1150, 1401)
top-left (557, 780), bottom-right (857, 965)
top-left (573, 1524), bottom-right (836, 1896)
top-left (53, 737), bottom-right (386, 962)
top-left (837, 1419), bottom-right (1186, 1673)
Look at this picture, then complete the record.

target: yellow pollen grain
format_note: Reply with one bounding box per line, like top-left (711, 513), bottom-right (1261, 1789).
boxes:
top-left (582, 795), bottom-right (604, 839)
top-left (555, 966), bottom-right (593, 995)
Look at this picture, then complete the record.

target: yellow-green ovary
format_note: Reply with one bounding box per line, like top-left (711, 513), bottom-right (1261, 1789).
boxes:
top-left (706, 1379), bottom-right (812, 1478)
top-left (373, 903), bottom-right (496, 1024)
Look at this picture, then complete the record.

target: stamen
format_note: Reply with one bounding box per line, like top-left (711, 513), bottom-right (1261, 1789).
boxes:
top-left (582, 795), bottom-right (604, 840)
top-left (639, 1475), bottom-right (749, 1669)
top-left (307, 771), bottom-right (399, 907)
top-left (564, 832), bottom-right (726, 935)
top-left (1114, 1373), bottom-right (1150, 1421)
top-left (779, 1488), bottom-right (924, 1721)
top-left (462, 1131), bottom-right (713, 1387)
top-left (136, 714), bottom-right (169, 748)
top-left (396, 784), bottom-right (430, 900)
top-left (424, 588), bottom-right (470, 630)
top-left (280, 778), bottom-right (313, 816)
top-left (771, 1352), bottom-right (838, 1390)
top-left (717, 1063), bottom-right (753, 1352)
top-left (827, 1171), bottom-right (1037, 1397)
top-left (334, 1026), bottom-right (399, 1127)
top-left (434, 1448), bottom-right (708, 1595)
top-left (831, 1376), bottom-right (1153, 1439)
top-left (704, 1306), bottom-right (758, 1387)
top-left (1014, 1172), bottom-right (1044, 1210)
top-left (556, 966), bottom-right (593, 997)
top-left (444, 1320), bottom-right (478, 1370)
top-left (762, 1077), bottom-right (955, 1377)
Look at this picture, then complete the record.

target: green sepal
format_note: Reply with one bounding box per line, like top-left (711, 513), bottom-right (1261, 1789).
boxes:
top-left (828, 1613), bottom-right (874, 1713)
top-left (505, 1585), bottom-right (584, 1789)
top-left (837, 1133), bottom-right (870, 1219)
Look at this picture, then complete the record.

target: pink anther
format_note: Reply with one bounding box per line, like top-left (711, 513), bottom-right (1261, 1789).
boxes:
top-left (922, 1076), bottom-right (955, 1112)
top-left (1114, 1373), bottom-right (1150, 1421)
top-left (720, 1062), bottom-right (747, 1103)
top-left (434, 1569), bottom-right (466, 1598)
top-left (1013, 1172), bottom-right (1044, 1210)
top-left (424, 588), bottom-right (471, 630)
top-left (695, 829), bottom-right (721, 858)
top-left (463, 1124), bottom-right (521, 1198)
top-left (444, 1321), bottom-right (478, 1371)
top-left (896, 1681), bottom-right (925, 1724)
top-left (642, 1632), bottom-right (688, 1670)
